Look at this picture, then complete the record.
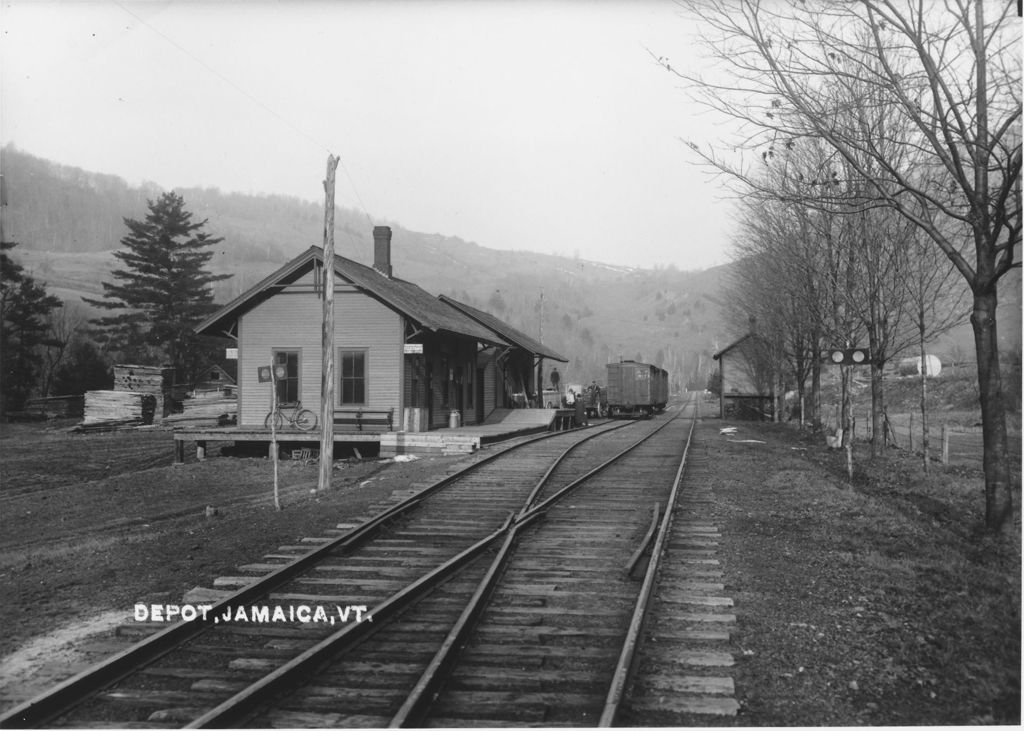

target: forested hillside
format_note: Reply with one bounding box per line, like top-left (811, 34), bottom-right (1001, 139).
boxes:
top-left (1, 145), bottom-right (731, 389)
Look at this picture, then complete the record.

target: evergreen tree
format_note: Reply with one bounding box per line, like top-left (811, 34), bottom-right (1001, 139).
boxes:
top-left (86, 192), bottom-right (230, 382)
top-left (1, 241), bottom-right (63, 413)
top-left (52, 339), bottom-right (112, 396)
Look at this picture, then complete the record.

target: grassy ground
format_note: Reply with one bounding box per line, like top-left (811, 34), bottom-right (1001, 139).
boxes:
top-left (0, 415), bottom-right (1020, 724)
top-left (704, 416), bottom-right (1020, 725)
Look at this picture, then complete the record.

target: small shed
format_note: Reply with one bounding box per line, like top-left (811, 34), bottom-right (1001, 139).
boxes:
top-left (712, 333), bottom-right (775, 420)
top-left (194, 363), bottom-right (237, 394)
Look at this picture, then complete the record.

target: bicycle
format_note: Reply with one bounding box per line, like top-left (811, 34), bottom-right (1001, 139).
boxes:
top-left (265, 401), bottom-right (318, 431)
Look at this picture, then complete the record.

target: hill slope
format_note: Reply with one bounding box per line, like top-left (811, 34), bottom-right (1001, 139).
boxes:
top-left (3, 146), bottom-right (1018, 390)
top-left (1, 146), bottom-right (730, 388)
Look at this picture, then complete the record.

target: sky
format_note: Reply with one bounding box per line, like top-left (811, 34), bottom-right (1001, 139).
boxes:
top-left (1, 0), bottom-right (738, 271)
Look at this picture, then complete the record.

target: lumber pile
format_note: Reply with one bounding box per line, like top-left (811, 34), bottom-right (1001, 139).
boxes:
top-left (73, 418), bottom-right (147, 433)
top-left (113, 364), bottom-right (175, 422)
top-left (113, 364), bottom-right (175, 394)
top-left (162, 396), bottom-right (238, 427)
top-left (82, 391), bottom-right (157, 425)
top-left (25, 395), bottom-right (85, 419)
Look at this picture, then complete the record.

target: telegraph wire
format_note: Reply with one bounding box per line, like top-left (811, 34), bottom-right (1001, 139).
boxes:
top-left (109, 0), bottom-right (376, 236)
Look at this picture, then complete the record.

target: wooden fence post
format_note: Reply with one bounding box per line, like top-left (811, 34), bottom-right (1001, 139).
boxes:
top-left (908, 412), bottom-right (914, 452)
top-left (941, 424), bottom-right (949, 464)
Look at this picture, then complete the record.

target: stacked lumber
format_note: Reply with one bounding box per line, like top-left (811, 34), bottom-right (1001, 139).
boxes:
top-left (113, 365), bottom-right (175, 394)
top-left (25, 395), bottom-right (85, 418)
top-left (83, 391), bottom-right (157, 425)
top-left (162, 397), bottom-right (238, 427)
top-left (73, 418), bottom-right (146, 433)
top-left (113, 364), bottom-right (175, 421)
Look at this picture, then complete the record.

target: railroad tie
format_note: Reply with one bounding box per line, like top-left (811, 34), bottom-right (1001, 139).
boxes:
top-left (627, 459), bottom-right (739, 722)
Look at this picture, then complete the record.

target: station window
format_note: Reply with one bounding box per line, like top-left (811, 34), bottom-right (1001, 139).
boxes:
top-left (272, 350), bottom-right (300, 404)
top-left (339, 349), bottom-right (367, 405)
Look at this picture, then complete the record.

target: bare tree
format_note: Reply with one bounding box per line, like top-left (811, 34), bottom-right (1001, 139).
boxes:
top-left (904, 220), bottom-right (971, 471)
top-left (40, 301), bottom-right (85, 397)
top-left (669, 0), bottom-right (1020, 532)
top-left (730, 194), bottom-right (825, 426)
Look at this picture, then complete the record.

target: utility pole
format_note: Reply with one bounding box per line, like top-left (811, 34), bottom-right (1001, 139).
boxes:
top-left (0, 175), bottom-right (7, 242)
top-left (538, 289), bottom-right (544, 343)
top-left (318, 154), bottom-right (339, 493)
top-left (536, 289), bottom-right (545, 408)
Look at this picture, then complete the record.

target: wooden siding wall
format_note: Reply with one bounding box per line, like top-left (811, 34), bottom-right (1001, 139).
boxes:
top-left (237, 275), bottom-right (403, 427)
top-left (482, 357), bottom-right (497, 415)
top-left (422, 335), bottom-right (478, 428)
top-left (720, 349), bottom-right (765, 397)
top-left (506, 352), bottom-right (536, 406)
top-left (403, 352), bottom-right (429, 409)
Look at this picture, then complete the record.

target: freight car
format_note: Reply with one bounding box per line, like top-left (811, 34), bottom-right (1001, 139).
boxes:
top-left (605, 360), bottom-right (669, 418)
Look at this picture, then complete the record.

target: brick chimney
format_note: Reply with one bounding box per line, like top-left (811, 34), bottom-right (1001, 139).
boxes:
top-left (373, 226), bottom-right (392, 277)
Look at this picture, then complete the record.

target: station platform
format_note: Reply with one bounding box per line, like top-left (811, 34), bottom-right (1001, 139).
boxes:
top-left (172, 408), bottom-right (575, 462)
top-left (380, 408), bottom-right (573, 457)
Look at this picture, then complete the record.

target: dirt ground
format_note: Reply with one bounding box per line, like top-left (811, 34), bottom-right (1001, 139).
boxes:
top-left (0, 420), bottom-right (475, 707)
top-left (702, 418), bottom-right (1021, 726)
top-left (0, 416), bottom-right (1020, 725)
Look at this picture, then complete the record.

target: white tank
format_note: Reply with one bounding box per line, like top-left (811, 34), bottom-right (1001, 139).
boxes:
top-left (898, 355), bottom-right (942, 377)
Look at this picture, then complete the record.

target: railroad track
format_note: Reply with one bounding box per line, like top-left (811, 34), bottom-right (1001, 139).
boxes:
top-left (1, 396), bottom-right (728, 728)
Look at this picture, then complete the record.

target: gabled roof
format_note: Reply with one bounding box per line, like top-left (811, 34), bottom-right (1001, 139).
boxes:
top-left (196, 247), bottom-right (507, 346)
top-left (200, 363), bottom-right (237, 384)
top-left (439, 295), bottom-right (568, 362)
top-left (713, 333), bottom-right (764, 360)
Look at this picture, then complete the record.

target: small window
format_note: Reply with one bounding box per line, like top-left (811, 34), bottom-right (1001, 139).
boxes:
top-left (273, 350), bottom-right (300, 404)
top-left (339, 349), bottom-right (367, 405)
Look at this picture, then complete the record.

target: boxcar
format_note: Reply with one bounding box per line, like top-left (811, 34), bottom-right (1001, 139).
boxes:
top-left (605, 360), bottom-right (669, 418)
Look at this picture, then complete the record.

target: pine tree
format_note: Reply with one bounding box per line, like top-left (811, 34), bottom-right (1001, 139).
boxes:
top-left (52, 339), bottom-right (112, 396)
top-left (86, 192), bottom-right (230, 382)
top-left (1, 241), bottom-right (63, 413)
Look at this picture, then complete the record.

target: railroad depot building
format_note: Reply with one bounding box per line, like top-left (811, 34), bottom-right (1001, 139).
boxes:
top-left (438, 294), bottom-right (567, 411)
top-left (194, 226), bottom-right (566, 438)
top-left (712, 332), bottom-right (776, 420)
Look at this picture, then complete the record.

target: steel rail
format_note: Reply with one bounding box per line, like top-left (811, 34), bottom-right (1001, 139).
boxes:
top-left (524, 404), bottom-right (683, 517)
top-left (387, 512), bottom-right (539, 728)
top-left (193, 417), bottom-right (663, 727)
top-left (188, 413), bottom-right (676, 727)
top-left (599, 395), bottom-right (699, 726)
top-left (390, 407), bottom-right (687, 727)
top-left (625, 502), bottom-right (662, 577)
top-left (0, 421), bottom-right (624, 729)
top-left (187, 513), bottom-right (519, 728)
top-left (0, 497), bottom-right (421, 729)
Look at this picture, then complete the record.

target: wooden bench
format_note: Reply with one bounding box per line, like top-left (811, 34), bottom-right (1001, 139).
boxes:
top-left (333, 407), bottom-right (394, 432)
